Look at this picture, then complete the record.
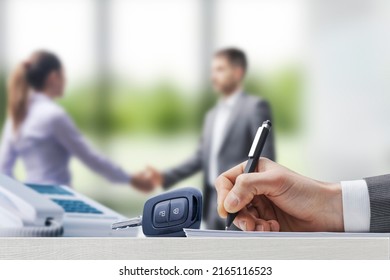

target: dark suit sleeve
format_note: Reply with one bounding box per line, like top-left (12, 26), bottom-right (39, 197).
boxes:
top-left (250, 99), bottom-right (276, 161)
top-left (364, 174), bottom-right (390, 232)
top-left (161, 118), bottom-right (206, 189)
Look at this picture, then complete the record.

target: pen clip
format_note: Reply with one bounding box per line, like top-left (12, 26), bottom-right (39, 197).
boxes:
top-left (248, 126), bottom-right (263, 157)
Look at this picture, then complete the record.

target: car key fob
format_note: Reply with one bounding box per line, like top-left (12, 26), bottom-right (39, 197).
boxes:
top-left (112, 187), bottom-right (202, 237)
top-left (142, 187), bottom-right (202, 237)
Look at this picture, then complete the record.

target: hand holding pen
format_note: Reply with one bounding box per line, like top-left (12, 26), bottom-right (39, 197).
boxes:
top-left (215, 158), bottom-right (344, 232)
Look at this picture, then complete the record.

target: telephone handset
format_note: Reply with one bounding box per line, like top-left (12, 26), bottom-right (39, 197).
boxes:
top-left (0, 175), bottom-right (64, 237)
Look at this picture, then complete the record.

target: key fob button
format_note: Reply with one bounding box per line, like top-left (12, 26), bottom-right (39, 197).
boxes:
top-left (169, 198), bottom-right (188, 225)
top-left (153, 200), bottom-right (170, 227)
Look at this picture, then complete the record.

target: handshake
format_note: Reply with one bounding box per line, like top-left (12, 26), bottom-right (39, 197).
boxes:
top-left (130, 166), bottom-right (164, 193)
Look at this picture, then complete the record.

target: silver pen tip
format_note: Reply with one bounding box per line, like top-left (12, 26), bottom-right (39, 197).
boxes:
top-left (225, 226), bottom-right (229, 231)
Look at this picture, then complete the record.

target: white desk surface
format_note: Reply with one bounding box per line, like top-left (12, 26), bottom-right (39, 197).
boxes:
top-left (0, 237), bottom-right (389, 260)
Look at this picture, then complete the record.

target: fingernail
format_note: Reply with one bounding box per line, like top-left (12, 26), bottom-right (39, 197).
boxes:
top-left (239, 221), bottom-right (247, 231)
top-left (256, 225), bottom-right (264, 231)
top-left (225, 193), bottom-right (239, 210)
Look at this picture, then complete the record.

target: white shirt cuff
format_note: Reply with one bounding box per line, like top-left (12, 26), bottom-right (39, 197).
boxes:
top-left (340, 179), bottom-right (370, 232)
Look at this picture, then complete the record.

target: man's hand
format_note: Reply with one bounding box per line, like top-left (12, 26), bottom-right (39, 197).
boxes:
top-left (130, 172), bottom-right (155, 193)
top-left (215, 158), bottom-right (344, 232)
top-left (142, 166), bottom-right (164, 187)
top-left (130, 166), bottom-right (163, 193)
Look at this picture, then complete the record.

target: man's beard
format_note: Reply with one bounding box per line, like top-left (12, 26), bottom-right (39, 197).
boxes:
top-left (220, 81), bottom-right (238, 95)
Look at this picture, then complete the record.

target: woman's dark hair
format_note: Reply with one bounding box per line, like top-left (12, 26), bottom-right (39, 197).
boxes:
top-left (7, 50), bottom-right (62, 131)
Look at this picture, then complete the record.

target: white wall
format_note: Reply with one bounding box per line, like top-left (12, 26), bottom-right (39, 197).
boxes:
top-left (305, 0), bottom-right (390, 181)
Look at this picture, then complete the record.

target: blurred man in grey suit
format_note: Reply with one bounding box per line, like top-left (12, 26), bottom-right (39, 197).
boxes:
top-left (143, 48), bottom-right (275, 230)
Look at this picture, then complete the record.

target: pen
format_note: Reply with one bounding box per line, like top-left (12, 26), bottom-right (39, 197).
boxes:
top-left (225, 120), bottom-right (272, 230)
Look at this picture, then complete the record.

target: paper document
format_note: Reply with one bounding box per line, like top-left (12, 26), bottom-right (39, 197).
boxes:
top-left (184, 229), bottom-right (390, 238)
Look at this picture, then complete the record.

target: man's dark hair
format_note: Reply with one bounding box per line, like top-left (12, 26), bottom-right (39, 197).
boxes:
top-left (215, 47), bottom-right (247, 73)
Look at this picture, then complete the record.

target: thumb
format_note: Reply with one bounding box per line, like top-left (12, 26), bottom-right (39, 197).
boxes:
top-left (224, 172), bottom-right (275, 213)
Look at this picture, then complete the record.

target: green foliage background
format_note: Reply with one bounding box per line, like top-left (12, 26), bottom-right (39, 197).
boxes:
top-left (0, 67), bottom-right (301, 136)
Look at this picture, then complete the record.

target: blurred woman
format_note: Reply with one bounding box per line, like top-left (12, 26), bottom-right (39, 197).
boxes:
top-left (0, 50), bottom-right (145, 188)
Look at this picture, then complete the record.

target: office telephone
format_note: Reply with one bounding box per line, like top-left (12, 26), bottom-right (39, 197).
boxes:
top-left (0, 174), bottom-right (64, 237)
top-left (0, 174), bottom-right (137, 237)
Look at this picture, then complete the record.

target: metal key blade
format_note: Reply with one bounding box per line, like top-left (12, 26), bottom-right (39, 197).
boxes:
top-left (112, 216), bottom-right (142, 230)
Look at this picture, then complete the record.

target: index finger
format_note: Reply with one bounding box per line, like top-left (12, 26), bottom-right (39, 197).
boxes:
top-left (215, 161), bottom-right (247, 218)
